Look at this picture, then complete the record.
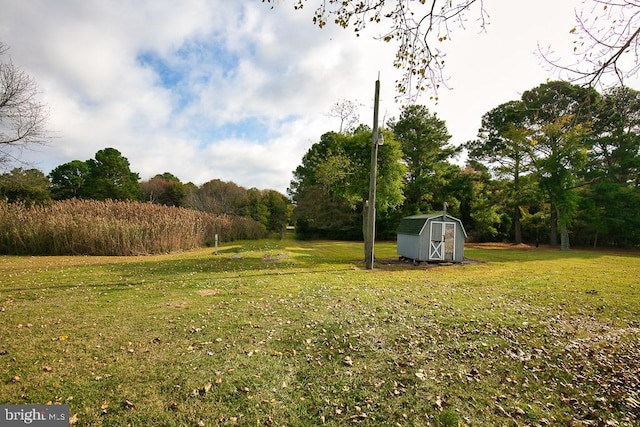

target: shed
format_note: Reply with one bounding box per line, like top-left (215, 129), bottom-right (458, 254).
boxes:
top-left (396, 213), bottom-right (467, 263)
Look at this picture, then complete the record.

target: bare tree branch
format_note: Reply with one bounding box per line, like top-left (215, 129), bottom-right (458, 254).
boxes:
top-left (326, 99), bottom-right (362, 133)
top-left (262, 0), bottom-right (488, 101)
top-left (541, 0), bottom-right (640, 89)
top-left (0, 42), bottom-right (48, 166)
top-left (266, 1), bottom-right (640, 98)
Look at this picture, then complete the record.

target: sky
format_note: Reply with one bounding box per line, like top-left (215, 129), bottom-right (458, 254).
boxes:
top-left (1, 0), bottom-right (637, 194)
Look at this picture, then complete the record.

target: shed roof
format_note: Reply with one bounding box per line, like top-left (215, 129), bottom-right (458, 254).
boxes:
top-left (396, 213), bottom-right (468, 238)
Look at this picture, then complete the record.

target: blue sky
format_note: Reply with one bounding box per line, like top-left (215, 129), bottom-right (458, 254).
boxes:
top-left (1, 0), bottom-right (637, 193)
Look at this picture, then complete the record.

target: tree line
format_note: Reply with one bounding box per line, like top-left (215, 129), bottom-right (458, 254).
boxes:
top-left (3, 78), bottom-right (639, 249)
top-left (290, 81), bottom-right (640, 249)
top-left (0, 147), bottom-right (292, 238)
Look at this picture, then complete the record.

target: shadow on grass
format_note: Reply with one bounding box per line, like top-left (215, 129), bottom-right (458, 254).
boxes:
top-left (3, 240), bottom-right (637, 294)
top-left (104, 242), bottom-right (634, 285)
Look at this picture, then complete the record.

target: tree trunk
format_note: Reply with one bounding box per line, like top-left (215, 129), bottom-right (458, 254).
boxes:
top-left (363, 200), bottom-right (371, 262)
top-left (550, 206), bottom-right (558, 246)
top-left (513, 205), bottom-right (522, 244)
top-left (559, 222), bottom-right (571, 251)
top-left (513, 160), bottom-right (522, 244)
top-left (557, 205), bottom-right (571, 251)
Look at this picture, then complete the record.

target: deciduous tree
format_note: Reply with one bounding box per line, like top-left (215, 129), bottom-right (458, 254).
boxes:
top-left (190, 179), bottom-right (249, 216)
top-left (140, 172), bottom-right (186, 206)
top-left (327, 99), bottom-right (362, 134)
top-left (547, 0), bottom-right (640, 88)
top-left (262, 189), bottom-right (293, 238)
top-left (266, 1), bottom-right (640, 96)
top-left (0, 42), bottom-right (48, 165)
top-left (577, 86), bottom-right (640, 246)
top-left (0, 167), bottom-right (50, 205)
top-left (521, 81), bottom-right (598, 250)
top-left (262, 0), bottom-right (487, 98)
top-left (290, 129), bottom-right (404, 239)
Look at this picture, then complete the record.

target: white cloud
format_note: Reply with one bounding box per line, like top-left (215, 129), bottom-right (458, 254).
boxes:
top-left (2, 0), bottom-right (637, 193)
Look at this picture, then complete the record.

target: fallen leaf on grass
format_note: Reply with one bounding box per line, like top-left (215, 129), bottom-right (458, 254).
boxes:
top-left (192, 382), bottom-right (213, 397)
top-left (496, 404), bottom-right (510, 417)
top-left (123, 400), bottom-right (135, 409)
top-left (68, 414), bottom-right (78, 425)
top-left (350, 413), bottom-right (367, 420)
top-left (343, 356), bottom-right (353, 366)
top-left (434, 396), bottom-right (443, 409)
top-left (626, 396), bottom-right (640, 409)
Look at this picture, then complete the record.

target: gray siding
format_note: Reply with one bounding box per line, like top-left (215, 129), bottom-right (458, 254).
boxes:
top-left (397, 213), bottom-right (466, 262)
top-left (397, 234), bottom-right (421, 260)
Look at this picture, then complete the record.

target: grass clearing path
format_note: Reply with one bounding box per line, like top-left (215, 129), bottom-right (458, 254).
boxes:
top-left (1, 240), bottom-right (638, 426)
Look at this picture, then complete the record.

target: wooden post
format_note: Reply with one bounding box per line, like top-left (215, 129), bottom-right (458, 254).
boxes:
top-left (365, 77), bottom-right (380, 270)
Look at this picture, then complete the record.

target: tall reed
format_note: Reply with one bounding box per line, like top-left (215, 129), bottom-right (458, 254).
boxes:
top-left (0, 199), bottom-right (266, 255)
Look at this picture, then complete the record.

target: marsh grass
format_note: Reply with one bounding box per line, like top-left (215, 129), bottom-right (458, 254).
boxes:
top-left (0, 241), bottom-right (638, 426)
top-left (0, 199), bottom-right (265, 255)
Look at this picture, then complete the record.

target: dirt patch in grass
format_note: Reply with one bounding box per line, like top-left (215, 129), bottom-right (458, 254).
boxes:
top-left (466, 242), bottom-right (539, 249)
top-left (375, 257), bottom-right (485, 270)
top-left (165, 300), bottom-right (189, 308)
top-left (197, 289), bottom-right (222, 296)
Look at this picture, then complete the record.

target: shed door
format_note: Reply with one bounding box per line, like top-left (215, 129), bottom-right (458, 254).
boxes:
top-left (429, 221), bottom-right (455, 261)
top-left (443, 223), bottom-right (455, 261)
top-left (429, 222), bottom-right (444, 260)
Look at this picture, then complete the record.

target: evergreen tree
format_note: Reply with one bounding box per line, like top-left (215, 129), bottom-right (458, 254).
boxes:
top-left (82, 148), bottom-right (140, 201)
top-left (390, 105), bottom-right (459, 216)
top-left (48, 160), bottom-right (90, 200)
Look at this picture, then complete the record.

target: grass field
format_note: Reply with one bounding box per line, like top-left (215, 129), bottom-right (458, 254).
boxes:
top-left (1, 240), bottom-right (638, 426)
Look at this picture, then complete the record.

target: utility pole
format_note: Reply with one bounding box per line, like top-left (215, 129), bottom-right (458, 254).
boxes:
top-left (365, 76), bottom-right (381, 270)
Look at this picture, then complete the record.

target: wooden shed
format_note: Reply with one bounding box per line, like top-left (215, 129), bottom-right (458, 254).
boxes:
top-left (396, 213), bottom-right (467, 263)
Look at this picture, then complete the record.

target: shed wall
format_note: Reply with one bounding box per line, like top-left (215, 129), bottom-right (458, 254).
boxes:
top-left (396, 214), bottom-right (466, 263)
top-left (397, 234), bottom-right (422, 260)
top-left (454, 230), bottom-right (465, 261)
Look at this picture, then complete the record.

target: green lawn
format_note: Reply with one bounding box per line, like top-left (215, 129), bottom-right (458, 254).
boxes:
top-left (1, 240), bottom-right (638, 426)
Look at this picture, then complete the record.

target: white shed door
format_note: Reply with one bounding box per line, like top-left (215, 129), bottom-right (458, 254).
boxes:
top-left (429, 221), bottom-right (455, 261)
